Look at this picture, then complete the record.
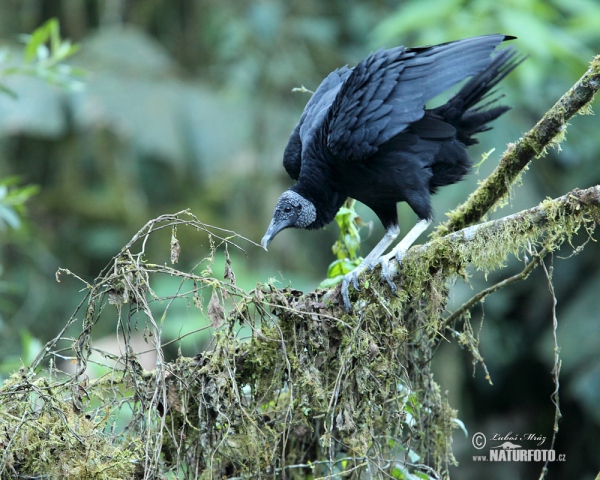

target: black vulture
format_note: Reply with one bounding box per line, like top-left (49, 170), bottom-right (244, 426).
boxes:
top-left (261, 34), bottom-right (522, 311)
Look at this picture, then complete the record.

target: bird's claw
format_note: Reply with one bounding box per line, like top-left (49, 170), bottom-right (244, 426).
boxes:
top-left (376, 257), bottom-right (397, 296)
top-left (341, 252), bottom-right (407, 311)
top-left (341, 268), bottom-right (362, 312)
top-left (394, 250), bottom-right (406, 268)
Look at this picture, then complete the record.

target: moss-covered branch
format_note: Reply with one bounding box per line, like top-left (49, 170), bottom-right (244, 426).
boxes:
top-left (1, 184), bottom-right (598, 479)
top-left (433, 55), bottom-right (600, 238)
top-left (308, 185), bottom-right (599, 318)
top-left (2, 57), bottom-right (600, 480)
top-left (409, 185), bottom-right (599, 272)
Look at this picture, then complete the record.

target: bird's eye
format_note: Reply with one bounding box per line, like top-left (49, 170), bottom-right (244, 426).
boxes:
top-left (283, 206), bottom-right (292, 213)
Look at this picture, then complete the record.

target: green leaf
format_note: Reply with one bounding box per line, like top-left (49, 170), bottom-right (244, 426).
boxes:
top-left (5, 184), bottom-right (39, 207)
top-left (322, 199), bottom-right (370, 284)
top-left (24, 19), bottom-right (55, 62)
top-left (317, 275), bottom-right (344, 289)
top-left (0, 176), bottom-right (22, 188)
top-left (49, 17), bottom-right (61, 53)
top-left (326, 259), bottom-right (357, 279)
top-left (0, 178), bottom-right (39, 230)
top-left (0, 204), bottom-right (21, 229)
top-left (11, 17), bottom-right (85, 94)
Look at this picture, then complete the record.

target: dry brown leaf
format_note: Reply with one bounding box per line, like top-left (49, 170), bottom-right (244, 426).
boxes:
top-left (208, 288), bottom-right (225, 329)
top-left (224, 245), bottom-right (236, 286)
top-left (170, 227), bottom-right (181, 264)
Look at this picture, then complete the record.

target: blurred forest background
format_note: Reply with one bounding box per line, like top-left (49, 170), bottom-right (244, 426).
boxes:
top-left (1, 1), bottom-right (599, 479)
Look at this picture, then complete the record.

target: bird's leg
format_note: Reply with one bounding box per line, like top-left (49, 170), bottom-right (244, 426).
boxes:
top-left (341, 224), bottom-right (400, 311)
top-left (377, 219), bottom-right (431, 292)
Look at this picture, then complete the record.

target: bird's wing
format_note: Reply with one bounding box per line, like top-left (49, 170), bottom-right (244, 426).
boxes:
top-left (282, 66), bottom-right (352, 180)
top-left (282, 123), bottom-right (303, 180)
top-left (325, 34), bottom-right (512, 162)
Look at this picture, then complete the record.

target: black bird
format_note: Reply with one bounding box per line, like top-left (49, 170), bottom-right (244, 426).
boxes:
top-left (262, 34), bottom-right (521, 311)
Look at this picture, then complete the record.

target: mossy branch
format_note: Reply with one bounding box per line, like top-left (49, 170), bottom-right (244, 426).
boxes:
top-left (3, 58), bottom-right (600, 480)
top-left (410, 185), bottom-right (599, 271)
top-left (433, 55), bottom-right (600, 238)
top-left (2, 184), bottom-right (598, 479)
top-left (330, 185), bottom-right (600, 314)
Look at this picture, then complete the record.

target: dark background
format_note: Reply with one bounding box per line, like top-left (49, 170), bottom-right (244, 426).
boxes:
top-left (0, 1), bottom-right (599, 478)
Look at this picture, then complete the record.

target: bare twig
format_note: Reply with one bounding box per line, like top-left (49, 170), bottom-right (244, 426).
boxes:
top-left (538, 256), bottom-right (562, 480)
top-left (443, 247), bottom-right (549, 328)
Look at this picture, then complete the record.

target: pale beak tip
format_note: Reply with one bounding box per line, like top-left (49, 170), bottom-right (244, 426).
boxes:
top-left (260, 235), bottom-right (271, 251)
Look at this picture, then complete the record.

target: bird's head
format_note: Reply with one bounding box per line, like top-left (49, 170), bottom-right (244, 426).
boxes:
top-left (261, 190), bottom-right (316, 250)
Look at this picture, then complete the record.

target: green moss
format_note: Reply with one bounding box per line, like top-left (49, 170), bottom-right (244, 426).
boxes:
top-left (433, 54), bottom-right (600, 240)
top-left (5, 191), bottom-right (598, 479)
top-left (0, 383), bottom-right (143, 479)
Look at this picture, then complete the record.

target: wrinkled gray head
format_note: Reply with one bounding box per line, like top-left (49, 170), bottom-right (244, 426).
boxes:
top-left (261, 190), bottom-right (316, 250)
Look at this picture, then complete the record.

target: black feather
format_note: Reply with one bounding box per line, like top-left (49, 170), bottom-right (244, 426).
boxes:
top-left (283, 66), bottom-right (352, 180)
top-left (275, 34), bottom-right (522, 234)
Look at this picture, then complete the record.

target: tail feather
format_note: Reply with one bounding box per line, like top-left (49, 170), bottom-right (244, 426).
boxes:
top-left (433, 46), bottom-right (524, 145)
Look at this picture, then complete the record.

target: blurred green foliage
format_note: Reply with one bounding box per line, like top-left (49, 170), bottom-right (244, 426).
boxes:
top-left (0, 17), bottom-right (84, 96)
top-left (0, 16), bottom-right (80, 235)
top-left (0, 1), bottom-right (599, 478)
top-left (0, 19), bottom-right (81, 363)
top-left (0, 177), bottom-right (38, 230)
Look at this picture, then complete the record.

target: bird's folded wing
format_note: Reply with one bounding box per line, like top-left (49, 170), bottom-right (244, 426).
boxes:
top-left (325, 34), bottom-right (511, 163)
top-left (283, 66), bottom-right (352, 180)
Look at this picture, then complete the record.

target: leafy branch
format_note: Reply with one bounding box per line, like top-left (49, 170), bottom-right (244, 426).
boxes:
top-left (0, 19), bottom-right (83, 229)
top-left (319, 199), bottom-right (373, 288)
top-left (0, 17), bottom-right (84, 98)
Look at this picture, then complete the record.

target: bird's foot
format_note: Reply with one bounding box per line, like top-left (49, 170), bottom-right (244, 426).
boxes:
top-left (372, 256), bottom-right (397, 296)
top-left (341, 253), bottom-right (405, 311)
top-left (341, 263), bottom-right (368, 312)
top-left (339, 220), bottom-right (428, 311)
top-left (375, 250), bottom-right (406, 295)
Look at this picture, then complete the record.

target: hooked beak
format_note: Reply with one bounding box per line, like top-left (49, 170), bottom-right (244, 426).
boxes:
top-left (261, 218), bottom-right (289, 251)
